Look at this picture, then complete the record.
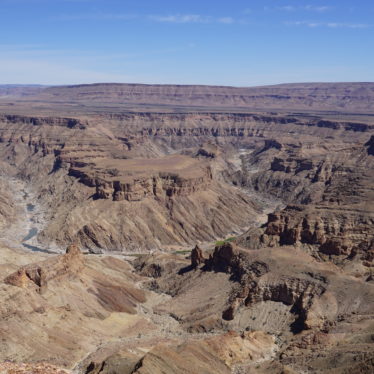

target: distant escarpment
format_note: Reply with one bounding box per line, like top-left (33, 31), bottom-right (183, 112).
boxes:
top-left (29, 82), bottom-right (374, 113)
top-left (0, 84), bottom-right (46, 97)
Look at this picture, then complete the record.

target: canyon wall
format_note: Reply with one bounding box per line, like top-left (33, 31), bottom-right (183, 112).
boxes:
top-left (0, 107), bottom-right (372, 255)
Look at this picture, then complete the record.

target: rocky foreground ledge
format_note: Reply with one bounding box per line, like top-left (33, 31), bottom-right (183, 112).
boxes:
top-left (0, 362), bottom-right (71, 374)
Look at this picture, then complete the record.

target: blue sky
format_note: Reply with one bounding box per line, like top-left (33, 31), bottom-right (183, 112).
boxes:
top-left (0, 0), bottom-right (373, 86)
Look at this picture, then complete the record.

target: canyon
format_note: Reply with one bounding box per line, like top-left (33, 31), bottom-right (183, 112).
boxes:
top-left (0, 83), bottom-right (373, 373)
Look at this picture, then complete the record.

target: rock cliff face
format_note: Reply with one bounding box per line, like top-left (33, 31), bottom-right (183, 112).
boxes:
top-left (366, 135), bottom-right (374, 155)
top-left (262, 206), bottom-right (373, 256)
top-left (237, 136), bottom-right (374, 264)
top-left (0, 114), bottom-right (86, 129)
top-left (240, 204), bottom-right (374, 262)
top-left (68, 161), bottom-right (213, 202)
top-left (203, 243), bottom-right (327, 331)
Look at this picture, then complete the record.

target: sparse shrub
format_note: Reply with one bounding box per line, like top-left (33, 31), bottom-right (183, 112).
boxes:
top-left (107, 168), bottom-right (120, 176)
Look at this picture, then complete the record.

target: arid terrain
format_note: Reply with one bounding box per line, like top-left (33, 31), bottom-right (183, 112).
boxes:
top-left (0, 83), bottom-right (373, 374)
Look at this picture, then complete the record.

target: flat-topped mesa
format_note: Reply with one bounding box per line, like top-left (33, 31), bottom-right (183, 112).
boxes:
top-left (97, 169), bottom-right (212, 201)
top-left (69, 154), bottom-right (213, 201)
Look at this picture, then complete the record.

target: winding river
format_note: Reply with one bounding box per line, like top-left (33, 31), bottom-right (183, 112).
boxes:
top-left (0, 176), bottom-right (60, 254)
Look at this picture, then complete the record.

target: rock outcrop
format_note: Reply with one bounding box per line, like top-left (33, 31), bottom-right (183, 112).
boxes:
top-left (366, 135), bottom-right (374, 155)
top-left (80, 168), bottom-right (212, 202)
top-left (242, 205), bottom-right (374, 257)
top-left (191, 244), bottom-right (205, 268)
top-left (4, 244), bottom-right (83, 292)
top-left (204, 243), bottom-right (327, 331)
top-left (4, 266), bottom-right (46, 290)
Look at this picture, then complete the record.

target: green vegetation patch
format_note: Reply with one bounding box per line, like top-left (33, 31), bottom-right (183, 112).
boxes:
top-left (215, 236), bottom-right (236, 246)
top-left (173, 250), bottom-right (192, 255)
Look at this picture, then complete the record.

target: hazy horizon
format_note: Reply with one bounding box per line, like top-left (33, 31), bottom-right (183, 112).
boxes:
top-left (1, 81), bottom-right (373, 89)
